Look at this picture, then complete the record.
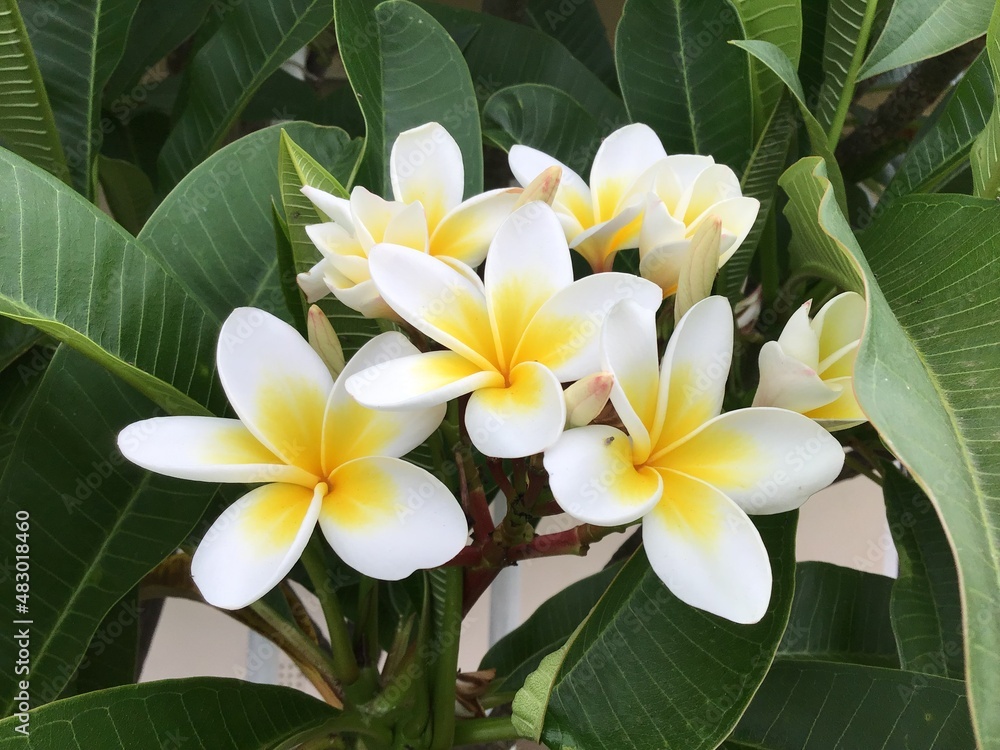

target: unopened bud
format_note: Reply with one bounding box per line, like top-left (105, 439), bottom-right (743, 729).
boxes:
top-left (564, 372), bottom-right (614, 427)
top-left (307, 305), bottom-right (345, 377)
top-left (514, 165), bottom-right (562, 208)
top-left (674, 216), bottom-right (722, 324)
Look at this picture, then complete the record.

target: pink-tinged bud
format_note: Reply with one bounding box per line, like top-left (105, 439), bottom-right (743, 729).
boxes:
top-left (674, 215), bottom-right (723, 324)
top-left (564, 372), bottom-right (614, 427)
top-left (306, 305), bottom-right (345, 376)
top-left (514, 165), bottom-right (562, 208)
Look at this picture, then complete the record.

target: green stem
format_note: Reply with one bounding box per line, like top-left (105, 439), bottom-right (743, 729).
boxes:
top-left (452, 716), bottom-right (521, 746)
top-left (301, 536), bottom-right (360, 686)
top-left (248, 598), bottom-right (343, 692)
top-left (274, 713), bottom-right (394, 750)
top-left (429, 568), bottom-right (463, 749)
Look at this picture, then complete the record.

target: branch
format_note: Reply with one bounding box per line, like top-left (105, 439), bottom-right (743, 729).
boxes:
top-left (508, 523), bottom-right (626, 562)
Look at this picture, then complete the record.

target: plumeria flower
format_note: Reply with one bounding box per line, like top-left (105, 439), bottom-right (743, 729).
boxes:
top-left (117, 308), bottom-right (468, 609)
top-left (508, 123), bottom-right (667, 273)
top-left (753, 291), bottom-right (867, 431)
top-left (298, 122), bottom-right (521, 317)
top-left (345, 202), bottom-right (662, 459)
top-left (544, 297), bottom-right (844, 623)
top-left (638, 156), bottom-right (758, 297)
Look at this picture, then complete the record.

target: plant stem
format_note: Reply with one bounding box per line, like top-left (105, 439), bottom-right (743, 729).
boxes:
top-left (456, 443), bottom-right (495, 544)
top-left (452, 716), bottom-right (521, 746)
top-left (248, 598), bottom-right (343, 694)
top-left (300, 536), bottom-right (360, 686)
top-left (430, 568), bottom-right (463, 749)
top-left (508, 523), bottom-right (627, 561)
top-left (274, 713), bottom-right (394, 750)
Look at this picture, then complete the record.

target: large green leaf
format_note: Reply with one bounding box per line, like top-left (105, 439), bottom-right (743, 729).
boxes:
top-left (19, 0), bottom-right (142, 196)
top-left (814, 0), bottom-right (879, 144)
top-left (0, 348), bottom-right (46, 475)
top-left (522, 0), bottom-right (617, 90)
top-left (420, 2), bottom-right (625, 128)
top-left (156, 0), bottom-right (332, 189)
top-left (336, 0), bottom-right (482, 199)
top-left (481, 564), bottom-right (620, 695)
top-left (885, 51), bottom-right (993, 203)
top-left (732, 0), bottom-right (802, 134)
top-left (0, 320), bottom-right (42, 373)
top-left (725, 660), bottom-right (974, 748)
top-left (0, 678), bottom-right (343, 748)
top-left (781, 156), bottom-right (1000, 748)
top-left (0, 146), bottom-right (220, 415)
top-left (482, 84), bottom-right (603, 176)
top-left (0, 348), bottom-right (220, 713)
top-left (97, 155), bottom-right (153, 235)
top-left (972, 2), bottom-right (1000, 199)
top-left (513, 516), bottom-right (796, 750)
top-left (0, 0), bottom-right (68, 182)
top-left (778, 562), bottom-right (898, 667)
top-left (884, 465), bottom-right (964, 680)
top-left (616, 0), bottom-right (753, 171)
top-left (860, 0), bottom-right (993, 79)
top-left (61, 592), bottom-right (140, 697)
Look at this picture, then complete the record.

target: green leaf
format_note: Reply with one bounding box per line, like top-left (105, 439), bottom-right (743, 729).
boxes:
top-left (0, 0), bottom-right (69, 182)
top-left (860, 0), bottom-right (993, 79)
top-left (778, 562), bottom-right (898, 667)
top-left (0, 347), bottom-right (220, 713)
top-left (781, 156), bottom-right (1000, 747)
top-left (97, 156), bottom-right (153, 235)
top-left (61, 593), bottom-right (141, 697)
top-left (513, 515), bottom-right (796, 750)
top-left (732, 39), bottom-right (848, 211)
top-left (481, 564), bottom-right (620, 695)
top-left (420, 2), bottom-right (626, 127)
top-left (725, 660), bottom-right (974, 749)
top-left (798, 0), bottom-right (830, 100)
top-left (884, 465), bottom-right (964, 680)
top-left (885, 51), bottom-right (993, 202)
top-left (0, 320), bottom-right (42, 373)
top-left (271, 199), bottom-right (306, 333)
top-left (103, 0), bottom-right (213, 102)
top-left (156, 0), bottom-right (333, 189)
top-left (0, 678), bottom-right (343, 748)
top-left (19, 0), bottom-right (142, 196)
top-left (616, 0), bottom-right (753, 171)
top-left (522, 0), bottom-right (618, 90)
top-left (718, 96), bottom-right (796, 300)
top-left (482, 84), bottom-right (603, 176)
top-left (336, 0), bottom-right (482, 199)
top-left (731, 0), bottom-right (803, 134)
top-left (0, 348), bottom-right (47, 475)
top-left (0, 146), bottom-right (220, 415)
top-left (972, 2), bottom-right (1000, 199)
top-left (814, 0), bottom-right (879, 144)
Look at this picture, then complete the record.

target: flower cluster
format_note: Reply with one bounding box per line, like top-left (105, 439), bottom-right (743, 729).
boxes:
top-left (119, 122), bottom-right (863, 623)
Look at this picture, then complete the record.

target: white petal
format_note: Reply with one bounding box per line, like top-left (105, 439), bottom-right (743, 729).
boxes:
top-left (319, 456), bottom-right (468, 580)
top-left (118, 417), bottom-right (315, 486)
top-left (639, 239), bottom-right (688, 297)
top-left (297, 258), bottom-right (334, 304)
top-left (350, 186), bottom-right (400, 252)
top-left (664, 407), bottom-right (845, 515)
top-left (368, 244), bottom-right (500, 372)
top-left (302, 186), bottom-right (354, 233)
top-left (639, 195), bottom-right (687, 259)
top-left (430, 188), bottom-right (522, 267)
top-left (192, 483), bottom-right (322, 609)
top-left (465, 361), bottom-right (566, 458)
top-left (812, 291), bottom-right (866, 362)
top-left (323, 333), bottom-right (445, 469)
top-left (650, 296), bottom-right (733, 452)
top-left (752, 340), bottom-right (841, 413)
top-left (777, 302), bottom-right (819, 369)
top-left (543, 424), bottom-right (662, 525)
top-left (643, 471), bottom-right (771, 624)
top-left (590, 124), bottom-right (666, 220)
top-left (216, 308), bottom-right (333, 476)
top-left (330, 278), bottom-right (398, 320)
top-left (383, 200), bottom-right (429, 251)
top-left (485, 202), bottom-right (574, 369)
top-left (601, 300), bottom-right (660, 463)
top-left (570, 204), bottom-right (645, 272)
top-left (687, 197), bottom-right (760, 265)
top-left (348, 350), bottom-right (504, 409)
top-left (508, 145), bottom-right (594, 230)
top-left (805, 376), bottom-right (867, 429)
top-left (515, 273), bottom-right (662, 382)
top-left (678, 163), bottom-right (743, 224)
top-left (390, 122), bottom-right (464, 229)
top-left (304, 222), bottom-right (364, 263)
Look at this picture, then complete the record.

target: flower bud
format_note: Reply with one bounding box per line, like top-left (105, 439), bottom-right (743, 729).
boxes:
top-left (564, 372), bottom-right (614, 428)
top-left (674, 216), bottom-right (722, 324)
top-left (307, 305), bottom-right (345, 377)
top-left (514, 165), bottom-right (562, 209)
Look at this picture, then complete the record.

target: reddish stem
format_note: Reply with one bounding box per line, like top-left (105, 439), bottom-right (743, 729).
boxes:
top-left (444, 546), bottom-right (483, 567)
top-left (456, 446), bottom-right (494, 544)
top-left (508, 524), bottom-right (620, 562)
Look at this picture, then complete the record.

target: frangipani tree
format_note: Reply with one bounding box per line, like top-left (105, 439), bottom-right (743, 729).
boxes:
top-left (0, 0), bottom-right (997, 749)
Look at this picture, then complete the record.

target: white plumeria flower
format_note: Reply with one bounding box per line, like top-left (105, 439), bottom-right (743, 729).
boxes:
top-left (508, 123), bottom-right (667, 273)
top-left (753, 291), bottom-right (867, 431)
top-left (117, 308), bottom-right (468, 610)
top-left (345, 202), bottom-right (662, 459)
top-left (638, 157), bottom-right (759, 297)
top-left (543, 297), bottom-right (844, 623)
top-left (298, 122), bottom-right (521, 317)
